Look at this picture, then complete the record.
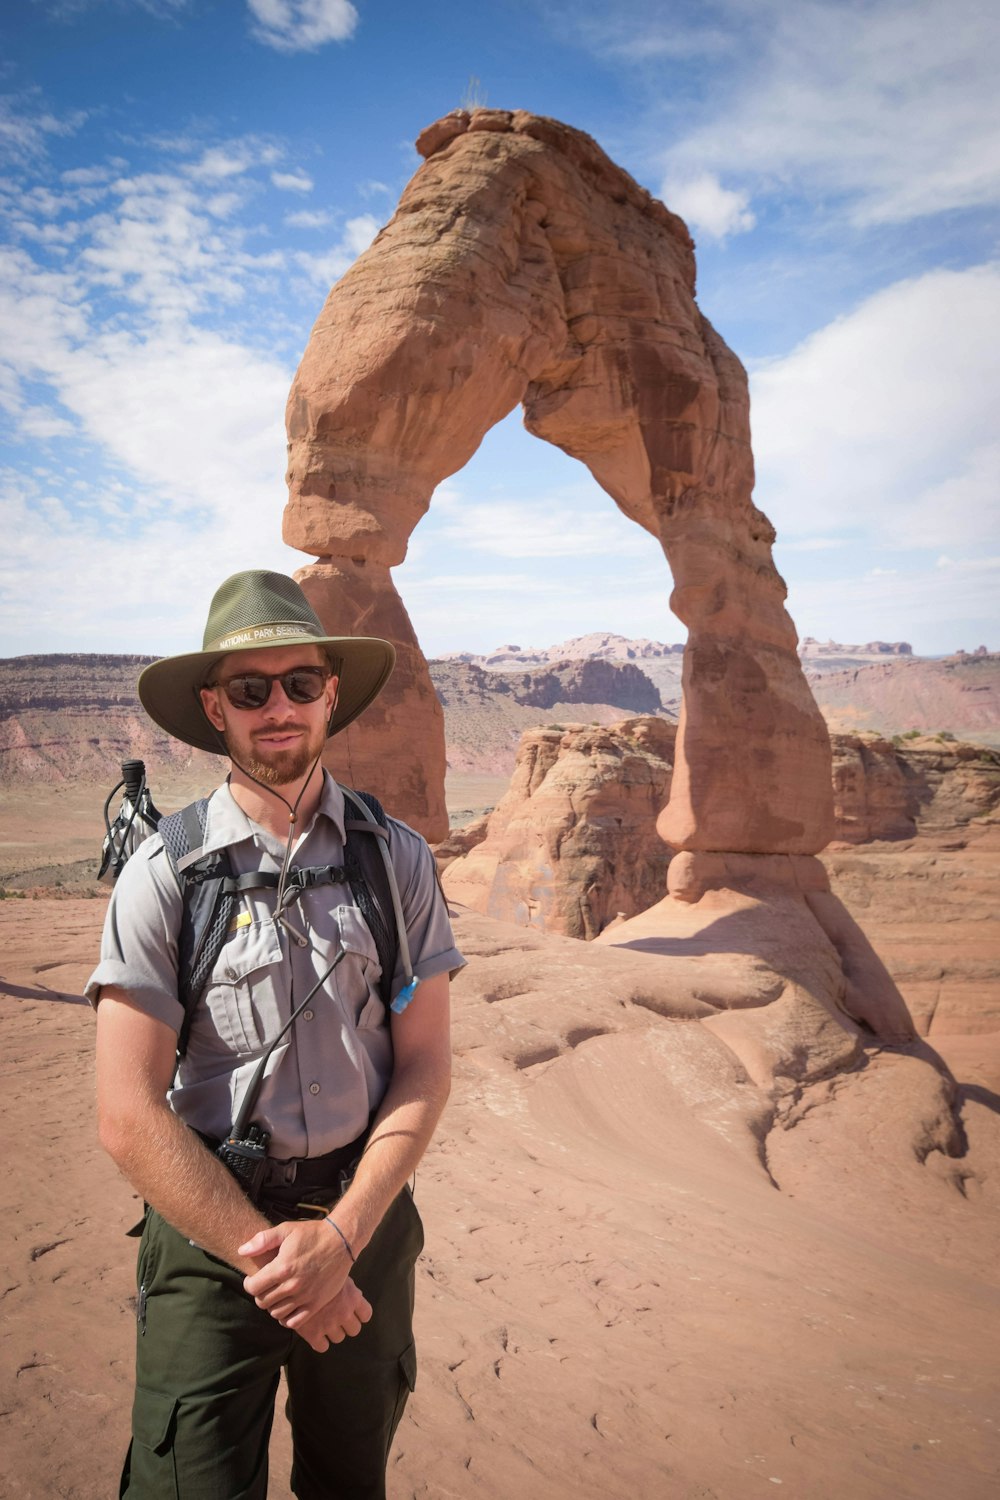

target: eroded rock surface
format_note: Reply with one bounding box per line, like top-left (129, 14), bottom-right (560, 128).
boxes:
top-left (286, 108), bottom-right (832, 849)
top-left (832, 733), bottom-right (1000, 843)
top-left (444, 720), bottom-right (1000, 931)
top-left (442, 717), bottom-right (674, 939)
top-left (6, 897), bottom-right (995, 1500)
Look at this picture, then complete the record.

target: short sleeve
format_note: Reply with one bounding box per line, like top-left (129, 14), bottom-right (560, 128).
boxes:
top-left (85, 834), bottom-right (186, 1034)
top-left (385, 818), bottom-right (465, 999)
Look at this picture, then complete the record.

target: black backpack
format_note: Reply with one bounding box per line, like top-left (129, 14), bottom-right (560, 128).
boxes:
top-left (158, 785), bottom-right (401, 1055)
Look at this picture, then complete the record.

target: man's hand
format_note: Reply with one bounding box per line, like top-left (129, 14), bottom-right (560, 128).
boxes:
top-left (291, 1280), bottom-right (374, 1353)
top-left (239, 1218), bottom-right (357, 1328)
top-left (242, 971), bottom-right (451, 1335)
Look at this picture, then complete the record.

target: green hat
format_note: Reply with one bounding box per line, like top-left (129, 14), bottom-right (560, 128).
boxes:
top-left (138, 570), bottom-right (395, 755)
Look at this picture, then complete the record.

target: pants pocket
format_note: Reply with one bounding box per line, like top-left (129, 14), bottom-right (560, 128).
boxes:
top-left (120, 1390), bottom-right (180, 1499)
top-left (389, 1339), bottom-right (418, 1443)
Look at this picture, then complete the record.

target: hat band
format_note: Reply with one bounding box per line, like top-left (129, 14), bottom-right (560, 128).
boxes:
top-left (207, 620), bottom-right (325, 653)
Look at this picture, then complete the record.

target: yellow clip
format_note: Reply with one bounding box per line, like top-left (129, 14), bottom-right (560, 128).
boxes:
top-left (228, 911), bottom-right (253, 933)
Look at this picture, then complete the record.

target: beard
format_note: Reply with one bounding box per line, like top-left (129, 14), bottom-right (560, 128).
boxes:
top-left (229, 718), bottom-right (327, 786)
top-left (244, 736), bottom-right (323, 786)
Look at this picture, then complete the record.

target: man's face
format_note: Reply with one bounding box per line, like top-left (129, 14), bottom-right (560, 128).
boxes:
top-left (199, 644), bottom-right (339, 786)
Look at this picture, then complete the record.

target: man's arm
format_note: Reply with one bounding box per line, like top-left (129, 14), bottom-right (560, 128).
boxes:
top-left (95, 987), bottom-right (373, 1348)
top-left (96, 987), bottom-right (278, 1265)
top-left (239, 969), bottom-right (451, 1326)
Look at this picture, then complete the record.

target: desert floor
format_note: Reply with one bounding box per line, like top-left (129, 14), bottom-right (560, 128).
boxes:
top-left (1, 791), bottom-right (998, 1499)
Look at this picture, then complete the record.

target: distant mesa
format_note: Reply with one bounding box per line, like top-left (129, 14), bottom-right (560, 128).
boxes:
top-left (441, 633), bottom-right (688, 669)
top-left (3, 643), bottom-right (998, 787)
top-left (430, 658), bottom-right (663, 714)
top-left (799, 637), bottom-right (913, 657)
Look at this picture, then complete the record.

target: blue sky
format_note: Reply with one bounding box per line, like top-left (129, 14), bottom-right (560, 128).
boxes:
top-left (1, 0), bottom-right (998, 660)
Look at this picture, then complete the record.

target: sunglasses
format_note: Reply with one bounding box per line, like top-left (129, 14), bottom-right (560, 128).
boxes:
top-left (210, 665), bottom-right (330, 711)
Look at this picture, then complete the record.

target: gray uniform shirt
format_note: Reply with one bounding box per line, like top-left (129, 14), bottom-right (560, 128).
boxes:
top-left (87, 774), bottom-right (463, 1158)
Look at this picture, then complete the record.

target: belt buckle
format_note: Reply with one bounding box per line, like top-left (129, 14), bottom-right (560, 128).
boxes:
top-left (295, 1200), bottom-right (331, 1217)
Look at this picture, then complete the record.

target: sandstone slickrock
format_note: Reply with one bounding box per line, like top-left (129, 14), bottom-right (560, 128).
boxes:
top-left (5, 897), bottom-right (997, 1499)
top-left (442, 717), bottom-right (675, 940)
top-left (285, 107), bottom-right (832, 849)
top-left (444, 719), bottom-right (1000, 932)
top-left (831, 733), bottom-right (1000, 842)
top-left (443, 716), bottom-right (1000, 1088)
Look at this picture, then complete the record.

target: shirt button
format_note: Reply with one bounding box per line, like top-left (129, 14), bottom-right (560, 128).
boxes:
top-left (226, 968), bottom-right (237, 981)
top-left (303, 1009), bottom-right (314, 1021)
top-left (309, 1082), bottom-right (321, 1095)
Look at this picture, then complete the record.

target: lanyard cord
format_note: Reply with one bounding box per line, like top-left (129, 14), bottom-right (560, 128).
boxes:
top-left (229, 947), bottom-right (346, 1140)
top-left (227, 795), bottom-right (339, 1139)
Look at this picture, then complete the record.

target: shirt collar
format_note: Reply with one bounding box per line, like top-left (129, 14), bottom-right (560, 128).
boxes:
top-left (200, 770), bottom-right (347, 856)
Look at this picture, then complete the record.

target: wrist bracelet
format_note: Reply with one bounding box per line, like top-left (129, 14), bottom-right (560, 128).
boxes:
top-left (324, 1215), bottom-right (355, 1262)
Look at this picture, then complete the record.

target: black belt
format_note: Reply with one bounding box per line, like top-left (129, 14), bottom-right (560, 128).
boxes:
top-left (257, 1132), bottom-right (368, 1222)
top-left (197, 1127), bottom-right (368, 1222)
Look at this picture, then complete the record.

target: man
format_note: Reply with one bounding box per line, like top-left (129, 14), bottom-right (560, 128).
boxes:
top-left (88, 570), bottom-right (462, 1499)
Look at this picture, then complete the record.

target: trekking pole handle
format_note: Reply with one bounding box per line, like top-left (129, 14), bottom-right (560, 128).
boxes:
top-left (121, 759), bottom-right (146, 803)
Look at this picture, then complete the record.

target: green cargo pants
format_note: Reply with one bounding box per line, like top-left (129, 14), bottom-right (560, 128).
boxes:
top-left (121, 1188), bottom-right (422, 1499)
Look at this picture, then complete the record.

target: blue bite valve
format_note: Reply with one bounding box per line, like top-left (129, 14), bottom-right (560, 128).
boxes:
top-left (390, 976), bottom-right (420, 1014)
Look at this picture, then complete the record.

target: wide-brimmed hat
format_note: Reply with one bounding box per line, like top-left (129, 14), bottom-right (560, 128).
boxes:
top-left (138, 570), bottom-right (395, 754)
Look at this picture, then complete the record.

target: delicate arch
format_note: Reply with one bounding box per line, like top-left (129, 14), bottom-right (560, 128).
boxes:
top-left (286, 109), bottom-right (832, 852)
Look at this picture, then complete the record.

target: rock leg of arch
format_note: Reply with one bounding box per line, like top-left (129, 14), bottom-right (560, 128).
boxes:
top-left (285, 108), bottom-right (833, 853)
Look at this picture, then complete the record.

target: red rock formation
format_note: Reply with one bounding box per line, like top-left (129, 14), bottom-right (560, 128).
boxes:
top-left (831, 733), bottom-right (1000, 843)
top-left (443, 721), bottom-right (1000, 930)
top-left (442, 717), bottom-right (674, 939)
top-left (285, 108), bottom-right (832, 849)
top-left (443, 719), bottom-right (1000, 1077)
top-left (830, 735), bottom-right (915, 842)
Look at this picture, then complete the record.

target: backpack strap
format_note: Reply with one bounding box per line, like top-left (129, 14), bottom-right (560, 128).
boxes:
top-left (158, 787), bottom-right (414, 1056)
top-left (160, 802), bottom-right (283, 1054)
top-left (340, 787), bottom-right (400, 1010)
top-left (341, 785), bottom-right (418, 1013)
top-left (160, 800), bottom-right (240, 1056)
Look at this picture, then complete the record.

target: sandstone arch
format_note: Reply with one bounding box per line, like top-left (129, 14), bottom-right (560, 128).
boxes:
top-left (287, 108), bottom-right (833, 854)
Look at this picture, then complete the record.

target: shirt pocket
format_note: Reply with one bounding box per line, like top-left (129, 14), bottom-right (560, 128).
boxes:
top-left (333, 904), bottom-right (386, 1031)
top-left (203, 914), bottom-right (283, 1055)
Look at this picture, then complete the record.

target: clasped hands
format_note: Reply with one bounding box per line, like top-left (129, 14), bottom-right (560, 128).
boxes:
top-left (239, 1219), bottom-right (372, 1354)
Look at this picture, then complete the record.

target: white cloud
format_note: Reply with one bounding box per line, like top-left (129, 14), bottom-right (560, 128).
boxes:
top-left (77, 173), bottom-right (249, 315)
top-left (13, 406), bottom-right (77, 439)
top-left (285, 209), bottom-right (331, 228)
top-left (0, 97), bottom-right (88, 166)
top-left (293, 213), bottom-right (379, 285)
top-left (661, 171), bottom-right (755, 241)
top-left (0, 116), bottom-right (338, 654)
top-left (0, 468), bottom-right (304, 657)
top-left (616, 0), bottom-right (1000, 228)
top-left (246, 0), bottom-right (359, 53)
top-left (783, 554), bottom-right (1000, 655)
top-left (272, 170), bottom-right (314, 193)
top-left (750, 263), bottom-right (1000, 552)
top-left (779, 538), bottom-right (846, 553)
top-left (398, 557), bottom-right (680, 658)
top-left (432, 490), bottom-right (654, 561)
top-left (40, 0), bottom-right (189, 17)
top-left (186, 146), bottom-right (255, 181)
